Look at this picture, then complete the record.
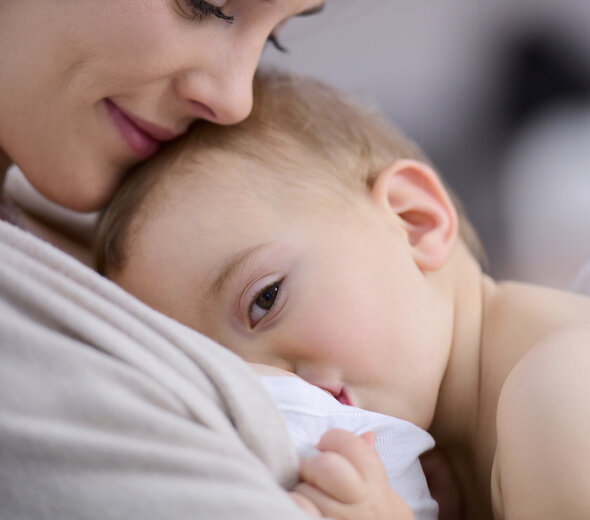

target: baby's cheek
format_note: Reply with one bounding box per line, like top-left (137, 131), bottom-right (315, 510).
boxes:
top-left (297, 310), bottom-right (383, 366)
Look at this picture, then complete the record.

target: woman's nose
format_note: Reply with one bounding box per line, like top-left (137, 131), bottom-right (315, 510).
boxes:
top-left (174, 40), bottom-right (264, 126)
top-left (208, 67), bottom-right (255, 126)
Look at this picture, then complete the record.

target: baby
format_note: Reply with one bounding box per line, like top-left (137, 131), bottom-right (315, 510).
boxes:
top-left (96, 70), bottom-right (590, 519)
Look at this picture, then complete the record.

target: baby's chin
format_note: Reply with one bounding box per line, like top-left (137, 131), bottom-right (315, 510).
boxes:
top-left (248, 363), bottom-right (298, 378)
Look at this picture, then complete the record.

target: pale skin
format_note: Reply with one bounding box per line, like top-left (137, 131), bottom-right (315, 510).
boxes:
top-left (292, 429), bottom-right (414, 520)
top-left (0, 0), bottom-right (323, 246)
top-left (112, 155), bottom-right (590, 519)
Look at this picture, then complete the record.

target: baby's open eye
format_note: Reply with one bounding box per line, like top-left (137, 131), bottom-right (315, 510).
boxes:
top-left (249, 281), bottom-right (281, 327)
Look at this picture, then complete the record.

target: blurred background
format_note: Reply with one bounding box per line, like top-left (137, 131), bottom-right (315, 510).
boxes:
top-left (262, 0), bottom-right (590, 290)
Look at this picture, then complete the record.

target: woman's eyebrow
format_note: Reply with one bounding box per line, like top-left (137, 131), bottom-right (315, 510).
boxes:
top-left (208, 243), bottom-right (270, 298)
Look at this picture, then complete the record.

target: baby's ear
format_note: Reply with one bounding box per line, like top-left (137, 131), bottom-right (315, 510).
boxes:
top-left (371, 159), bottom-right (458, 271)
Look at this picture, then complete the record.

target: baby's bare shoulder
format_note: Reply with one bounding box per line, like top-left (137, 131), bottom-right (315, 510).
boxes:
top-left (492, 325), bottom-right (590, 519)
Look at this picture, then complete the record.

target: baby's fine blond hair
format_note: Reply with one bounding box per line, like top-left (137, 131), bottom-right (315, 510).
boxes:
top-left (95, 70), bottom-right (485, 276)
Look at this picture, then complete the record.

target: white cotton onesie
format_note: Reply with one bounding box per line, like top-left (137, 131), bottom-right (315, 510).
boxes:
top-left (261, 376), bottom-right (439, 520)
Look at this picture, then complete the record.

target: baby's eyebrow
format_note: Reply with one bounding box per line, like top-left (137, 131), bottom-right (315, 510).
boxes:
top-left (208, 243), bottom-right (270, 298)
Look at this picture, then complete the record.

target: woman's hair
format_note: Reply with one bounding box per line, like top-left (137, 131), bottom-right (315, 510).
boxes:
top-left (95, 69), bottom-right (486, 276)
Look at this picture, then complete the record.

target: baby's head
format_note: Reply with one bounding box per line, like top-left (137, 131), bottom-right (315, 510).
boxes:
top-left (97, 70), bottom-right (483, 276)
top-left (95, 70), bottom-right (483, 428)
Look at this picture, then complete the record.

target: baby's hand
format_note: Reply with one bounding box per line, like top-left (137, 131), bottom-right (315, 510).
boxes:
top-left (290, 429), bottom-right (414, 519)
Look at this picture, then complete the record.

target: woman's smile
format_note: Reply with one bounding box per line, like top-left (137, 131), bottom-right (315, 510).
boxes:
top-left (0, 0), bottom-right (324, 211)
top-left (104, 99), bottom-right (173, 159)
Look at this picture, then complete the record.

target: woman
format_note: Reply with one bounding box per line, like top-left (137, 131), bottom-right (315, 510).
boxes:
top-left (0, 2), bottom-right (324, 519)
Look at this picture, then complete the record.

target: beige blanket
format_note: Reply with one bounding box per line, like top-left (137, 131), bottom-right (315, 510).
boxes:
top-left (0, 220), bottom-right (308, 519)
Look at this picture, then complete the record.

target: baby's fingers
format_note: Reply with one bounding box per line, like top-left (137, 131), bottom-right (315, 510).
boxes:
top-left (292, 480), bottom-right (354, 520)
top-left (289, 491), bottom-right (323, 518)
top-left (299, 451), bottom-right (367, 503)
top-left (317, 428), bottom-right (384, 483)
top-left (293, 480), bottom-right (415, 520)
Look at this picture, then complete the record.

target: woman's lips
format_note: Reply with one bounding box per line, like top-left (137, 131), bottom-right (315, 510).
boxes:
top-left (105, 99), bottom-right (163, 159)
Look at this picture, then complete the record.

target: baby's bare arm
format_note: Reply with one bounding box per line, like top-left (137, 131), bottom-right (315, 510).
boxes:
top-left (290, 429), bottom-right (414, 520)
top-left (494, 326), bottom-right (590, 519)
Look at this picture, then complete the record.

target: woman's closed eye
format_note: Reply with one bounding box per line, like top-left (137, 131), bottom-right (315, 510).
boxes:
top-left (181, 1), bottom-right (287, 52)
top-left (248, 280), bottom-right (283, 328)
top-left (178, 0), bottom-right (233, 22)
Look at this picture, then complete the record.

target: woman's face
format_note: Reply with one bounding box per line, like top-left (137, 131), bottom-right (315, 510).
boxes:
top-left (0, 0), bottom-right (323, 211)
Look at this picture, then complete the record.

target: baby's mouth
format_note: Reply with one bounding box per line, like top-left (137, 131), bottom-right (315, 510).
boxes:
top-left (315, 382), bottom-right (354, 407)
top-left (334, 387), bottom-right (353, 406)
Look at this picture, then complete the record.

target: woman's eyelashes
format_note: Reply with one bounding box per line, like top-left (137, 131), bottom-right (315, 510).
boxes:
top-left (267, 34), bottom-right (288, 53)
top-left (180, 0), bottom-right (233, 22)
top-left (248, 280), bottom-right (283, 328)
top-left (179, 1), bottom-right (287, 51)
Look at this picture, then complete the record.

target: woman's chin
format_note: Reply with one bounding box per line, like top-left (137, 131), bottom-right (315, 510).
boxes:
top-left (36, 169), bottom-right (124, 213)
